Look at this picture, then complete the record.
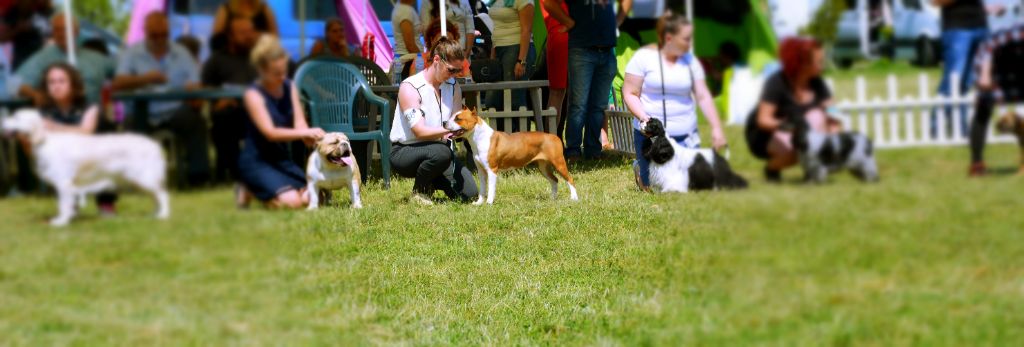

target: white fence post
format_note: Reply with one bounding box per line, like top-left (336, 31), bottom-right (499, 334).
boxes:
top-left (829, 72), bottom-right (1014, 149)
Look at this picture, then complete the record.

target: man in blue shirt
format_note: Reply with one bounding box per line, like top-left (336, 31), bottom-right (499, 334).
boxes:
top-left (112, 11), bottom-right (209, 186)
top-left (14, 13), bottom-right (114, 106)
top-left (545, 0), bottom-right (621, 160)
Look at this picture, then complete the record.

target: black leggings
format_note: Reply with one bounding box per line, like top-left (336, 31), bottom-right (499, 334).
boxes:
top-left (390, 141), bottom-right (478, 201)
top-left (971, 91), bottom-right (997, 163)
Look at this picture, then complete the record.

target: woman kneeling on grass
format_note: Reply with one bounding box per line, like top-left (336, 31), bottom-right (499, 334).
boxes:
top-left (389, 36), bottom-right (478, 205)
top-left (236, 35), bottom-right (325, 209)
top-left (621, 10), bottom-right (728, 191)
top-left (745, 37), bottom-right (842, 182)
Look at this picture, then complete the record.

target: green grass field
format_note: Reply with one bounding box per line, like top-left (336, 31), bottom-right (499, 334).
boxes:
top-left (2, 124), bottom-right (1023, 345)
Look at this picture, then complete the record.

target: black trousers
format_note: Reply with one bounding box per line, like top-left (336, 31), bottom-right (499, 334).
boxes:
top-left (971, 91), bottom-right (996, 163)
top-left (210, 105), bottom-right (245, 182)
top-left (390, 141), bottom-right (478, 201)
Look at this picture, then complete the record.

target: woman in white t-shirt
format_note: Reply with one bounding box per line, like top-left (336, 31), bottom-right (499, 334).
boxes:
top-left (421, 0), bottom-right (476, 58)
top-left (392, 0), bottom-right (424, 79)
top-left (483, 0), bottom-right (535, 116)
top-left (621, 11), bottom-right (728, 190)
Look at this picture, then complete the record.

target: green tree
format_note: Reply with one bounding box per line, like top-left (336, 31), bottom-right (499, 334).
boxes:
top-left (71, 0), bottom-right (131, 38)
top-left (800, 0), bottom-right (847, 44)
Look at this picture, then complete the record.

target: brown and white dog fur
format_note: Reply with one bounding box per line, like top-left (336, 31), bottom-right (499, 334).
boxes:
top-left (305, 132), bottom-right (362, 209)
top-left (444, 107), bottom-right (578, 204)
top-left (996, 111), bottom-right (1024, 174)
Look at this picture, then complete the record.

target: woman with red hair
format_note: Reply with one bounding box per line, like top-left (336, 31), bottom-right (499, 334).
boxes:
top-left (746, 37), bottom-right (841, 182)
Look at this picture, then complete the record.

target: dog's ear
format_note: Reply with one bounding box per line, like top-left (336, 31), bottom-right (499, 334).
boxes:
top-left (647, 137), bottom-right (675, 164)
top-left (790, 119), bottom-right (810, 153)
top-left (641, 137), bottom-right (655, 160)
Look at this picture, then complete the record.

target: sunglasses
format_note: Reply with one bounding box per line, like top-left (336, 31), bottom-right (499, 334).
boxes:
top-left (438, 53), bottom-right (463, 74)
top-left (442, 60), bottom-right (463, 74)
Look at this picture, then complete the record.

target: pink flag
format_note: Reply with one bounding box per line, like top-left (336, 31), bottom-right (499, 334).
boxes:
top-left (125, 0), bottom-right (165, 45)
top-left (337, 0), bottom-right (393, 70)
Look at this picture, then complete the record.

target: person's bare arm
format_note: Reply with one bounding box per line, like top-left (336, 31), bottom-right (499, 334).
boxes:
top-left (543, 0), bottom-right (574, 30)
top-left (111, 71), bottom-right (167, 91)
top-left (18, 85), bottom-right (47, 106)
top-left (310, 40), bottom-right (325, 56)
top-left (756, 101), bottom-right (780, 131)
top-left (617, 0), bottom-right (632, 27)
top-left (212, 6), bottom-right (229, 34)
top-left (621, 72), bottom-right (648, 122)
top-left (244, 89), bottom-right (323, 143)
top-left (514, 4), bottom-right (534, 79)
top-left (398, 83), bottom-right (453, 140)
top-left (693, 78), bottom-right (727, 150)
top-left (931, 0), bottom-right (954, 7)
top-left (400, 20), bottom-right (421, 54)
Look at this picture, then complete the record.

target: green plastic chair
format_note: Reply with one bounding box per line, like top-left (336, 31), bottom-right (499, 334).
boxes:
top-left (294, 60), bottom-right (392, 189)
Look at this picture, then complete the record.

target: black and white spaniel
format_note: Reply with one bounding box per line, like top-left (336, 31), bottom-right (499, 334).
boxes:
top-left (640, 119), bottom-right (748, 193)
top-left (790, 119), bottom-right (879, 183)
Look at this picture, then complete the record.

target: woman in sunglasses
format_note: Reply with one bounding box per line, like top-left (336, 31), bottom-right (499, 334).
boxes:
top-left (389, 36), bottom-right (479, 205)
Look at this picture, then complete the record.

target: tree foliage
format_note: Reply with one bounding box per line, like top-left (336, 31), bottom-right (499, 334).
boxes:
top-left (800, 0), bottom-right (848, 43)
top-left (71, 0), bottom-right (131, 38)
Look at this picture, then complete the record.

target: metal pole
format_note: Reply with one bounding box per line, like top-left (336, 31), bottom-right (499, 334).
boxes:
top-left (441, 0), bottom-right (447, 36)
top-left (686, 0), bottom-right (693, 53)
top-left (299, 0), bottom-right (307, 56)
top-left (64, 0), bottom-right (77, 66)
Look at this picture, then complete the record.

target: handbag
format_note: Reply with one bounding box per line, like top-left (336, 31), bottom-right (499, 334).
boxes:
top-left (471, 58), bottom-right (503, 83)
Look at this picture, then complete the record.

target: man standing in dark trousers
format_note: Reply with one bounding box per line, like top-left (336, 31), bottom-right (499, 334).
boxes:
top-left (546, 0), bottom-right (620, 160)
top-left (931, 0), bottom-right (998, 143)
top-left (202, 17), bottom-right (260, 183)
top-left (931, 0), bottom-right (1004, 176)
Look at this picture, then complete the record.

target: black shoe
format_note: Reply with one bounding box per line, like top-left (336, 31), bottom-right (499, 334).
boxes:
top-left (765, 168), bottom-right (782, 183)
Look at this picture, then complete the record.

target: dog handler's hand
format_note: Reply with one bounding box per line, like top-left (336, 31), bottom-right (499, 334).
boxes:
top-left (306, 128), bottom-right (326, 140)
top-left (711, 127), bottom-right (727, 151)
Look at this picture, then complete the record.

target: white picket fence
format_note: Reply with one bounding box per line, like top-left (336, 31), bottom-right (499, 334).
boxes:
top-left (604, 72), bottom-right (1017, 156)
top-left (828, 73), bottom-right (1016, 148)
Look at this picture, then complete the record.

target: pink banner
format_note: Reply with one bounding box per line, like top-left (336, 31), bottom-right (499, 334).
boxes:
top-left (337, 0), bottom-right (393, 70)
top-left (124, 0), bottom-right (165, 45)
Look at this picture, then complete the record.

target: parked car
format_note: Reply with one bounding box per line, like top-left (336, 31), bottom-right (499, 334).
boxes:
top-left (833, 0), bottom-right (941, 68)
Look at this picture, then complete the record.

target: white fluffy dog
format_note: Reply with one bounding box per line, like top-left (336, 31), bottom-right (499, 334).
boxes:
top-left (305, 132), bottom-right (362, 210)
top-left (1, 109), bottom-right (169, 226)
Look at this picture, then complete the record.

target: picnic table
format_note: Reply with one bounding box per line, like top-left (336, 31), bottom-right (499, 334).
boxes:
top-left (113, 87), bottom-right (246, 132)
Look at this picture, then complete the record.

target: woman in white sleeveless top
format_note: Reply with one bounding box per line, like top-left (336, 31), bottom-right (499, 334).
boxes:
top-left (390, 36), bottom-right (478, 205)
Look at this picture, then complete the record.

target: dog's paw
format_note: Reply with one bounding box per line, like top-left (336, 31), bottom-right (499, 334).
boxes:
top-left (352, 202), bottom-right (363, 209)
top-left (472, 197), bottom-right (484, 205)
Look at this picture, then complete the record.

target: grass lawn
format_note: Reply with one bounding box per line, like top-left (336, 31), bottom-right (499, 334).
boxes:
top-left (1, 125), bottom-right (1023, 345)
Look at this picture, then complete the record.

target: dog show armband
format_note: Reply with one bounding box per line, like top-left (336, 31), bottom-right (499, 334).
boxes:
top-left (402, 108), bottom-right (425, 127)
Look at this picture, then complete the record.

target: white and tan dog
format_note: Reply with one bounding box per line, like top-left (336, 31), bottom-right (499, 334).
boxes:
top-left (1, 109), bottom-right (169, 226)
top-left (444, 107), bottom-right (578, 204)
top-left (305, 132), bottom-right (362, 209)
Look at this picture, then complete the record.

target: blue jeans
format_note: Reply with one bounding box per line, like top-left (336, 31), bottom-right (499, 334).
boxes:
top-left (484, 43), bottom-right (536, 114)
top-left (632, 129), bottom-right (700, 187)
top-left (933, 27), bottom-right (988, 138)
top-left (566, 47), bottom-right (617, 158)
